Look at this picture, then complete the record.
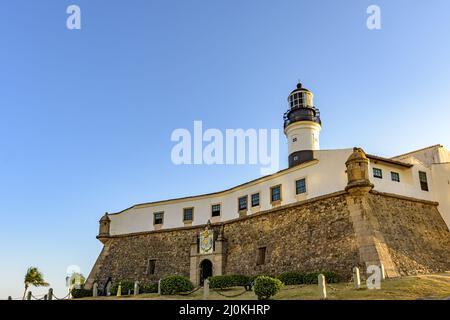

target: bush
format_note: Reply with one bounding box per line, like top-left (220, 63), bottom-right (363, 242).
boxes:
top-left (321, 271), bottom-right (342, 284)
top-left (71, 288), bottom-right (92, 299)
top-left (208, 275), bottom-right (251, 289)
top-left (160, 275), bottom-right (194, 295)
top-left (303, 272), bottom-right (320, 284)
top-left (110, 280), bottom-right (135, 295)
top-left (250, 274), bottom-right (275, 282)
top-left (140, 282), bottom-right (158, 294)
top-left (277, 272), bottom-right (307, 285)
top-left (253, 276), bottom-right (283, 300)
top-left (277, 271), bottom-right (342, 285)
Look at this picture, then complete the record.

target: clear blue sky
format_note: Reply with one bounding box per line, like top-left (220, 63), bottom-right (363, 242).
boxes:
top-left (1, 0), bottom-right (449, 299)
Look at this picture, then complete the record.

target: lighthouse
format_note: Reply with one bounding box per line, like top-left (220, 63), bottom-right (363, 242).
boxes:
top-left (284, 83), bottom-right (322, 167)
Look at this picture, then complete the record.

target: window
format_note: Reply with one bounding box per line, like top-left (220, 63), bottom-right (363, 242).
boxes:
top-left (391, 172), bottom-right (400, 182)
top-left (419, 171), bottom-right (429, 191)
top-left (271, 185), bottom-right (281, 202)
top-left (238, 196), bottom-right (248, 211)
top-left (373, 168), bottom-right (383, 179)
top-left (154, 212), bottom-right (164, 225)
top-left (147, 259), bottom-right (156, 275)
top-left (211, 204), bottom-right (221, 217)
top-left (251, 193), bottom-right (260, 207)
top-left (183, 207), bottom-right (193, 222)
top-left (257, 247), bottom-right (266, 265)
top-left (293, 137), bottom-right (297, 142)
top-left (296, 178), bottom-right (307, 194)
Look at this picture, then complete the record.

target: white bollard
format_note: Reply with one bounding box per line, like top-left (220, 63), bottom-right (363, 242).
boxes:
top-left (353, 267), bottom-right (361, 289)
top-left (93, 283), bottom-right (98, 297)
top-left (158, 279), bottom-right (161, 295)
top-left (318, 274), bottom-right (327, 300)
top-left (366, 265), bottom-right (382, 290)
top-left (203, 279), bottom-right (209, 300)
top-left (134, 281), bottom-right (139, 296)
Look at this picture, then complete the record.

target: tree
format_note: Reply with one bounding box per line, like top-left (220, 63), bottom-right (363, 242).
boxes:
top-left (23, 267), bottom-right (49, 300)
top-left (68, 272), bottom-right (85, 290)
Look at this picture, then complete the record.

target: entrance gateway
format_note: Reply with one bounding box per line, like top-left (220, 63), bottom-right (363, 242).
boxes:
top-left (189, 221), bottom-right (227, 285)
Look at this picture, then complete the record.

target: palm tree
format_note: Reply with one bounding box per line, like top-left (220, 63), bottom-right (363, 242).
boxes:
top-left (22, 267), bottom-right (49, 300)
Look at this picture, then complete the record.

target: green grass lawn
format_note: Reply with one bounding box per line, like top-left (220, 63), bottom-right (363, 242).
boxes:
top-left (85, 273), bottom-right (450, 300)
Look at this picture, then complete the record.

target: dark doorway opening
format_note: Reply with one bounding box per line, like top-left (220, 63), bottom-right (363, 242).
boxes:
top-left (199, 259), bottom-right (213, 285)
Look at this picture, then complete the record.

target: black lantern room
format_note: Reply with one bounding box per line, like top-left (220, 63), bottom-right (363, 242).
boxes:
top-left (283, 83), bottom-right (321, 128)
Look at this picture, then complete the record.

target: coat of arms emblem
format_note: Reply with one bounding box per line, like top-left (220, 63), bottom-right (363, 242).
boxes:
top-left (199, 226), bottom-right (214, 254)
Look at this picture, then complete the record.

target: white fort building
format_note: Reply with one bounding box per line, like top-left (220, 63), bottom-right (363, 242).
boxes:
top-left (86, 83), bottom-right (450, 289)
top-left (102, 83), bottom-right (450, 234)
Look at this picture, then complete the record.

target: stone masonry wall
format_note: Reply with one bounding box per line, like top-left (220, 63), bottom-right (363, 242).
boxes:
top-left (367, 191), bottom-right (450, 275)
top-left (91, 192), bottom-right (359, 288)
top-left (96, 228), bottom-right (199, 289)
top-left (89, 191), bottom-right (450, 289)
top-left (222, 193), bottom-right (360, 277)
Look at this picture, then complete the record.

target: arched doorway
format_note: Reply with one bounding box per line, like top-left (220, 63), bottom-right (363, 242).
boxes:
top-left (199, 259), bottom-right (213, 285)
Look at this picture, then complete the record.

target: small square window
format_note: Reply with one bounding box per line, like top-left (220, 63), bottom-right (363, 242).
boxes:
top-left (257, 247), bottom-right (266, 266)
top-left (271, 185), bottom-right (281, 202)
top-left (293, 137), bottom-right (297, 142)
top-left (147, 259), bottom-right (156, 275)
top-left (419, 171), bottom-right (429, 191)
top-left (212, 204), bottom-right (221, 217)
top-left (373, 168), bottom-right (383, 179)
top-left (238, 196), bottom-right (248, 211)
top-left (154, 212), bottom-right (164, 225)
top-left (296, 178), bottom-right (307, 194)
top-left (251, 193), bottom-right (260, 207)
top-left (183, 208), bottom-right (193, 222)
top-left (391, 172), bottom-right (400, 182)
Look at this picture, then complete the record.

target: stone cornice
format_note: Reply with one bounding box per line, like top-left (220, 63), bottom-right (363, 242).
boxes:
top-left (369, 190), bottom-right (439, 206)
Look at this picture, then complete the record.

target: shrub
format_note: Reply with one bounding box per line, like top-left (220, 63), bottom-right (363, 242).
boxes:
top-left (277, 272), bottom-right (306, 285)
top-left (277, 271), bottom-right (342, 285)
top-left (231, 274), bottom-right (252, 287)
top-left (139, 282), bottom-right (158, 294)
top-left (160, 275), bottom-right (194, 295)
top-left (110, 280), bottom-right (135, 295)
top-left (250, 274), bottom-right (275, 282)
top-left (71, 288), bottom-right (93, 299)
top-left (253, 276), bottom-right (283, 300)
top-left (321, 271), bottom-right (342, 284)
top-left (208, 275), bottom-right (251, 289)
top-left (303, 272), bottom-right (320, 284)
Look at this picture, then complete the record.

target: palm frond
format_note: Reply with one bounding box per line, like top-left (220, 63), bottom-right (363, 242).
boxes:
top-left (24, 266), bottom-right (50, 288)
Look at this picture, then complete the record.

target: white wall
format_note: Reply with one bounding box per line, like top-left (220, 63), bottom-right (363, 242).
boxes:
top-left (369, 159), bottom-right (434, 202)
top-left (109, 149), bottom-right (352, 235)
top-left (393, 145), bottom-right (450, 165)
top-left (431, 163), bottom-right (450, 229)
top-left (109, 147), bottom-right (450, 236)
top-left (285, 121), bottom-right (321, 153)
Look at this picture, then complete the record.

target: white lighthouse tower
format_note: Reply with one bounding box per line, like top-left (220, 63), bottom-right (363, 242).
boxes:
top-left (284, 83), bottom-right (322, 167)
